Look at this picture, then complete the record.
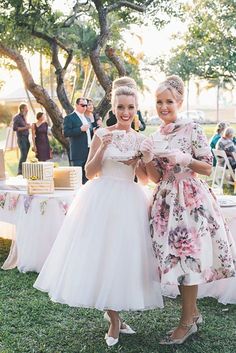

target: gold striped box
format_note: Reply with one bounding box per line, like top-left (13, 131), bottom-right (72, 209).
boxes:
top-left (27, 179), bottom-right (54, 195)
top-left (22, 162), bottom-right (54, 180)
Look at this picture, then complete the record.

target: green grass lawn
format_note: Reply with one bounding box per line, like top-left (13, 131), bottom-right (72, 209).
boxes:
top-left (0, 125), bottom-right (236, 352)
top-left (0, 239), bottom-right (236, 353)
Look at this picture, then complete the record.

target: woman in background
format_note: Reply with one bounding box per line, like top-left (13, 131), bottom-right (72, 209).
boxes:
top-left (85, 99), bottom-right (103, 138)
top-left (216, 126), bottom-right (236, 170)
top-left (32, 112), bottom-right (51, 161)
top-left (210, 121), bottom-right (227, 166)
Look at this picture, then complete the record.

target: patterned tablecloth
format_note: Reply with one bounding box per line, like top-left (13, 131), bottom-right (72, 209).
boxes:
top-left (0, 186), bottom-right (76, 273)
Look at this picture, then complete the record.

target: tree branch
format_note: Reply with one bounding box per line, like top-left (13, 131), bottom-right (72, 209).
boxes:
top-left (105, 46), bottom-right (127, 76)
top-left (32, 30), bottom-right (73, 113)
top-left (63, 0), bottom-right (90, 27)
top-left (107, 1), bottom-right (146, 13)
top-left (0, 42), bottom-right (69, 149)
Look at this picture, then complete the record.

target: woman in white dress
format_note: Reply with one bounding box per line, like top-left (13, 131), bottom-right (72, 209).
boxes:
top-left (140, 75), bottom-right (236, 345)
top-left (34, 77), bottom-right (163, 347)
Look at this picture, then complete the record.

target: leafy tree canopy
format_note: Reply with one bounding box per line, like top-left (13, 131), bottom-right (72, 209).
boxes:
top-left (158, 0), bottom-right (236, 82)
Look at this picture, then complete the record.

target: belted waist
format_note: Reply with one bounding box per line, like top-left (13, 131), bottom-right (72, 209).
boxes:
top-left (162, 171), bottom-right (197, 181)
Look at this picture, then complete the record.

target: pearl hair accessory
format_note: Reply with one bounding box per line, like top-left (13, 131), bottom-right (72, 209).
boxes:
top-left (166, 78), bottom-right (184, 96)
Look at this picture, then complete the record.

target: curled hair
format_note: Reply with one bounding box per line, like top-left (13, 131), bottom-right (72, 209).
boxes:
top-left (156, 75), bottom-right (184, 102)
top-left (111, 76), bottom-right (138, 109)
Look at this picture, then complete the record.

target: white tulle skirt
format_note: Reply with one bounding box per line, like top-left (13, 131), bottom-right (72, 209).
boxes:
top-left (34, 176), bottom-right (163, 311)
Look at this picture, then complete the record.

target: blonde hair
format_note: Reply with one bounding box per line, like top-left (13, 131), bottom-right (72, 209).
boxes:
top-left (111, 76), bottom-right (138, 109)
top-left (156, 75), bottom-right (184, 102)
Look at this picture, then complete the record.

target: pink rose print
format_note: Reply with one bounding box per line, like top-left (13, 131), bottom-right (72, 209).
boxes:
top-left (183, 180), bottom-right (203, 210)
top-left (169, 226), bottom-right (200, 257)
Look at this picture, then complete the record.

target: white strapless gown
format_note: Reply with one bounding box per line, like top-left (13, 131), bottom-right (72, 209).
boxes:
top-left (34, 130), bottom-right (163, 311)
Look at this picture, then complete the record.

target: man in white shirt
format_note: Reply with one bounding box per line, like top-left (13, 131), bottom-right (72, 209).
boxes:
top-left (63, 97), bottom-right (92, 184)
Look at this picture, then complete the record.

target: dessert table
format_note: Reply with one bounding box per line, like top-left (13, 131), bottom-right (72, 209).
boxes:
top-left (0, 179), bottom-right (76, 273)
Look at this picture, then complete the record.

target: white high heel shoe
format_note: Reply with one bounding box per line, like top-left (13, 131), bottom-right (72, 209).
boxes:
top-left (105, 333), bottom-right (119, 347)
top-left (104, 312), bottom-right (136, 334)
top-left (105, 319), bottom-right (121, 347)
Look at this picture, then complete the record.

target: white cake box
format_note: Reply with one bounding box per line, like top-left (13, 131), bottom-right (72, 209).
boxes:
top-left (53, 167), bottom-right (82, 189)
top-left (22, 162), bottom-right (54, 180)
top-left (27, 179), bottom-right (54, 195)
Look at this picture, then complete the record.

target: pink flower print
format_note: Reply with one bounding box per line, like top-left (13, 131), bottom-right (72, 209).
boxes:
top-left (183, 181), bottom-right (203, 210)
top-left (59, 200), bottom-right (69, 215)
top-left (168, 226), bottom-right (200, 257)
top-left (202, 268), bottom-right (214, 282)
top-left (0, 193), bottom-right (7, 209)
top-left (152, 200), bottom-right (169, 235)
top-left (8, 194), bottom-right (20, 211)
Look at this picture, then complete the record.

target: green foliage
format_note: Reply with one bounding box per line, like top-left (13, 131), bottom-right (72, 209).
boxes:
top-left (157, 0), bottom-right (236, 82)
top-left (49, 136), bottom-right (65, 155)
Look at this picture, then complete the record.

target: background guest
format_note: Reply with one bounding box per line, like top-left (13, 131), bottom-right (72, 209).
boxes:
top-left (32, 112), bottom-right (51, 161)
top-left (13, 103), bottom-right (31, 175)
top-left (85, 99), bottom-right (103, 138)
top-left (216, 127), bottom-right (236, 169)
top-left (63, 97), bottom-right (91, 184)
top-left (106, 109), bottom-right (146, 131)
top-left (209, 122), bottom-right (227, 166)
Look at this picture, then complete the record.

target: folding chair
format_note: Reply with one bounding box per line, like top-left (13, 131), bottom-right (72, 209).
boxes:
top-left (212, 149), bottom-right (236, 189)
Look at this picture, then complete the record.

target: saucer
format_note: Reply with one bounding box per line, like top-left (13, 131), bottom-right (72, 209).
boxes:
top-left (153, 149), bottom-right (174, 157)
top-left (110, 154), bottom-right (136, 161)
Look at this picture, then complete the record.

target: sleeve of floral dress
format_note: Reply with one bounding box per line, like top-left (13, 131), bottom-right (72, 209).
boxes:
top-left (191, 123), bottom-right (213, 165)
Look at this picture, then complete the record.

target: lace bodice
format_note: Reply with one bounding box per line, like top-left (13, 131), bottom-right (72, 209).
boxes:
top-left (96, 128), bottom-right (144, 181)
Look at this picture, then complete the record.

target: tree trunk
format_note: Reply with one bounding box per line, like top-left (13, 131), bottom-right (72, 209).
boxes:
top-left (216, 83), bottom-right (220, 123)
top-left (0, 44), bottom-right (69, 152)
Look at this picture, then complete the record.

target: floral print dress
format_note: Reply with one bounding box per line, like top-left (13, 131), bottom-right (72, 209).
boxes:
top-left (150, 118), bottom-right (236, 286)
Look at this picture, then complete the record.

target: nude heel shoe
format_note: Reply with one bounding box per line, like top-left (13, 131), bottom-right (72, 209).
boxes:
top-left (160, 322), bottom-right (198, 345)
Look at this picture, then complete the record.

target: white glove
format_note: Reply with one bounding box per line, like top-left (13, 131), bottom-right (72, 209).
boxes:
top-left (167, 149), bottom-right (193, 167)
top-left (140, 138), bottom-right (154, 163)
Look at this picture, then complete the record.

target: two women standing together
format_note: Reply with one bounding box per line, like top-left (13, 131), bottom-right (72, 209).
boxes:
top-left (34, 75), bottom-right (236, 347)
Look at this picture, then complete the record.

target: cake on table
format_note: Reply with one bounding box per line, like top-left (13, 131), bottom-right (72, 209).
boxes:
top-left (53, 167), bottom-right (82, 189)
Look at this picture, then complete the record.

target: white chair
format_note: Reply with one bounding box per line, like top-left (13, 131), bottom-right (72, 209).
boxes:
top-left (212, 149), bottom-right (236, 189)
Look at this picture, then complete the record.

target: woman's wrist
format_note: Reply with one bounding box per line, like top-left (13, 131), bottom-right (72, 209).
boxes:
top-left (188, 157), bottom-right (194, 167)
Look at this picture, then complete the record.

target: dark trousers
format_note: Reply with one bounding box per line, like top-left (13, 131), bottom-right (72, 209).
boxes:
top-left (71, 160), bottom-right (88, 184)
top-left (17, 136), bottom-right (30, 175)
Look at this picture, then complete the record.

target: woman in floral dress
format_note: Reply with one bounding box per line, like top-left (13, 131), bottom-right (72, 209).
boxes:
top-left (140, 75), bottom-right (236, 345)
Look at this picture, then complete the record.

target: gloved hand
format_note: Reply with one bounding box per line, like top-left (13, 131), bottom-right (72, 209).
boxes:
top-left (166, 149), bottom-right (193, 167)
top-left (140, 138), bottom-right (154, 163)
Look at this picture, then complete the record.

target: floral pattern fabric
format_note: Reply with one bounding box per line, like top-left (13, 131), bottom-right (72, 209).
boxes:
top-left (150, 119), bottom-right (236, 286)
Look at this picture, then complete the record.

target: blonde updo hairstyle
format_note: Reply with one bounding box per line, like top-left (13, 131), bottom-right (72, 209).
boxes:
top-left (111, 76), bottom-right (138, 112)
top-left (155, 75), bottom-right (185, 103)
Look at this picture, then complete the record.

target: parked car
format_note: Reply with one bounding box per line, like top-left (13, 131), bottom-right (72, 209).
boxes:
top-left (179, 110), bottom-right (206, 123)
